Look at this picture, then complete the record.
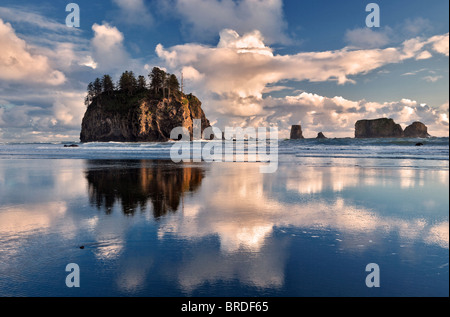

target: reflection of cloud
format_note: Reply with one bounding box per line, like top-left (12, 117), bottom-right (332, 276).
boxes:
top-left (425, 222), bottom-right (450, 249)
top-left (0, 202), bottom-right (67, 259)
top-left (176, 237), bottom-right (287, 293)
top-left (116, 255), bottom-right (154, 293)
top-left (159, 163), bottom-right (449, 253)
top-left (93, 239), bottom-right (124, 261)
top-left (155, 163), bottom-right (448, 292)
top-left (0, 202), bottom-right (66, 235)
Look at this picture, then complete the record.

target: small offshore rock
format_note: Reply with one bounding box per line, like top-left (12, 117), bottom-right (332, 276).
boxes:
top-left (290, 125), bottom-right (304, 139)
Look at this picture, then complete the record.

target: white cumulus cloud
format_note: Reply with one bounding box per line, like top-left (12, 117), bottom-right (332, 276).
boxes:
top-left (0, 18), bottom-right (65, 85)
top-left (155, 29), bottom-right (450, 137)
top-left (91, 23), bottom-right (129, 71)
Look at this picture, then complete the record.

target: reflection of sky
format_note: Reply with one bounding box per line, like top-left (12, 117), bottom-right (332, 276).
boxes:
top-left (159, 163), bottom-right (449, 251)
top-left (157, 162), bottom-right (448, 293)
top-left (0, 159), bottom-right (448, 296)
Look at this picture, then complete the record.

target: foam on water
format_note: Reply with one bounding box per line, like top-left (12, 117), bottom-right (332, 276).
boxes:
top-left (0, 137), bottom-right (448, 169)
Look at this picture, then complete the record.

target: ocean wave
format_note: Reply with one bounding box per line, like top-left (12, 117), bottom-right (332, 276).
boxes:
top-left (0, 138), bottom-right (448, 167)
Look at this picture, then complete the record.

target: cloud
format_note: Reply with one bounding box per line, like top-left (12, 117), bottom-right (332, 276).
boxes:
top-left (423, 75), bottom-right (443, 83)
top-left (402, 17), bottom-right (434, 37)
top-left (345, 28), bottom-right (390, 49)
top-left (158, 29), bottom-right (447, 94)
top-left (52, 91), bottom-right (87, 128)
top-left (156, 29), bottom-right (449, 136)
top-left (427, 33), bottom-right (449, 56)
top-left (261, 93), bottom-right (449, 138)
top-left (112, 0), bottom-right (154, 26)
top-left (91, 23), bottom-right (129, 71)
top-left (0, 19), bottom-right (66, 85)
top-left (0, 89), bottom-right (86, 142)
top-left (165, 0), bottom-right (290, 44)
top-left (0, 6), bottom-right (78, 33)
top-left (415, 50), bottom-right (433, 60)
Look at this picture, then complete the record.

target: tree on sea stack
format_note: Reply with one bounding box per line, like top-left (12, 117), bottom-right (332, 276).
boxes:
top-left (137, 75), bottom-right (147, 92)
top-left (93, 78), bottom-right (102, 97)
top-left (85, 82), bottom-right (95, 106)
top-left (119, 71), bottom-right (138, 96)
top-left (80, 68), bottom-right (211, 143)
top-left (149, 67), bottom-right (166, 97)
top-left (101, 74), bottom-right (115, 95)
top-left (167, 74), bottom-right (180, 97)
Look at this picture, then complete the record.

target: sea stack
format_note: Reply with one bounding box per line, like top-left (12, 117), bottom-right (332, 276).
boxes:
top-left (80, 93), bottom-right (210, 142)
top-left (404, 122), bottom-right (430, 138)
top-left (290, 125), bottom-right (304, 139)
top-left (316, 132), bottom-right (327, 139)
top-left (355, 118), bottom-right (404, 138)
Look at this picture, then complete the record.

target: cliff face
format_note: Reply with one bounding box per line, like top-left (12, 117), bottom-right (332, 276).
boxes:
top-left (404, 122), bottom-right (430, 138)
top-left (290, 125), bottom-right (304, 139)
top-left (355, 118), bottom-right (404, 138)
top-left (80, 93), bottom-right (210, 142)
top-left (355, 118), bottom-right (431, 138)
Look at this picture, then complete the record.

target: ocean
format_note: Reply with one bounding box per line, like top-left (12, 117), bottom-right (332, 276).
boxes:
top-left (0, 137), bottom-right (448, 297)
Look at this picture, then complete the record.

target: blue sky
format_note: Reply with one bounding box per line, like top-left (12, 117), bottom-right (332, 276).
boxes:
top-left (0, 0), bottom-right (448, 140)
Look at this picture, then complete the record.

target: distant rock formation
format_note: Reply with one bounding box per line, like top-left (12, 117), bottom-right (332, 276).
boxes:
top-left (80, 93), bottom-right (210, 142)
top-left (404, 122), bottom-right (430, 138)
top-left (355, 118), bottom-right (403, 138)
top-left (290, 125), bottom-right (304, 139)
top-left (316, 132), bottom-right (327, 139)
top-left (355, 118), bottom-right (431, 138)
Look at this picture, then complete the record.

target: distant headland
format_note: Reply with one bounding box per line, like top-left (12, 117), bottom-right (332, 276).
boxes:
top-left (80, 67), bottom-right (210, 143)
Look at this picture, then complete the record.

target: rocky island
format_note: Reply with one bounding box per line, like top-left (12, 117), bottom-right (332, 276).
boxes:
top-left (80, 68), bottom-right (210, 143)
top-left (290, 124), bottom-right (304, 139)
top-left (355, 118), bottom-right (430, 138)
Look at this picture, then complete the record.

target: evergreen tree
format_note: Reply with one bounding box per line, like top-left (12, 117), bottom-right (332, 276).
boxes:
top-left (101, 74), bottom-right (115, 95)
top-left (137, 75), bottom-right (147, 91)
top-left (149, 67), bottom-right (166, 95)
top-left (93, 77), bottom-right (102, 96)
top-left (85, 81), bottom-right (95, 106)
top-left (119, 71), bottom-right (138, 96)
top-left (167, 74), bottom-right (180, 97)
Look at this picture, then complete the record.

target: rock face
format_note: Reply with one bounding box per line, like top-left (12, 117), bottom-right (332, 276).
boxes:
top-left (316, 132), bottom-right (327, 139)
top-left (80, 93), bottom-right (210, 142)
top-left (290, 125), bottom-right (304, 139)
top-left (355, 118), bottom-right (431, 138)
top-left (404, 122), bottom-right (430, 138)
top-left (355, 118), bottom-right (404, 138)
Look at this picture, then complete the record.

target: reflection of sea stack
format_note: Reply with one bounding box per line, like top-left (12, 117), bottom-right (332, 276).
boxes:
top-left (85, 160), bottom-right (205, 217)
top-left (316, 132), bottom-right (327, 139)
top-left (290, 125), bottom-right (304, 139)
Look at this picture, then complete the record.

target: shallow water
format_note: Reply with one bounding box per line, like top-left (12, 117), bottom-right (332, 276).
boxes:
top-left (0, 153), bottom-right (448, 296)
